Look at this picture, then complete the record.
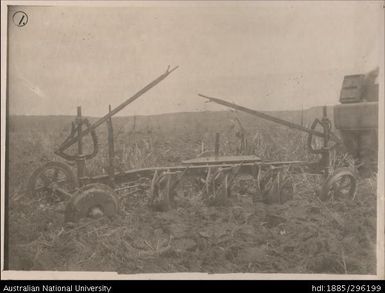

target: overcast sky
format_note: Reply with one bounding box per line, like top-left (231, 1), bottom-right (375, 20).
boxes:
top-left (7, 1), bottom-right (383, 116)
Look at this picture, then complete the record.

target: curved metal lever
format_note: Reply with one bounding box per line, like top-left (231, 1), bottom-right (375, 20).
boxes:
top-left (55, 118), bottom-right (98, 161)
top-left (307, 118), bottom-right (336, 154)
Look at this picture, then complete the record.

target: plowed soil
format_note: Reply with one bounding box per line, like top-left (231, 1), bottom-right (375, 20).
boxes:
top-left (6, 115), bottom-right (378, 275)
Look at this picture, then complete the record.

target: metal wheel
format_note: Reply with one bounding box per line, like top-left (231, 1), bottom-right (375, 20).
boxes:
top-left (65, 183), bottom-right (118, 222)
top-left (27, 161), bottom-right (77, 202)
top-left (320, 167), bottom-right (357, 201)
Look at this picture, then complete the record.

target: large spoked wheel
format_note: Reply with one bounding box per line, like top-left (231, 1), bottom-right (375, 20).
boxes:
top-left (320, 168), bottom-right (357, 201)
top-left (65, 183), bottom-right (118, 223)
top-left (27, 161), bottom-right (77, 203)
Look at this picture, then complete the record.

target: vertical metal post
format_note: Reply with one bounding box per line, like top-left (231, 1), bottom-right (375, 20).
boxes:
top-left (76, 106), bottom-right (85, 183)
top-left (214, 132), bottom-right (220, 157)
top-left (322, 106), bottom-right (329, 148)
top-left (322, 105), bottom-right (330, 177)
top-left (107, 105), bottom-right (115, 187)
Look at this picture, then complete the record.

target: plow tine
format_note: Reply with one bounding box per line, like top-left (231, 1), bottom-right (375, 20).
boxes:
top-left (150, 170), bottom-right (159, 200)
top-left (205, 168), bottom-right (212, 196)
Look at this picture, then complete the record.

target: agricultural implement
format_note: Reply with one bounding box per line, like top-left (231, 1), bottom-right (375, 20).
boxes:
top-left (27, 67), bottom-right (358, 223)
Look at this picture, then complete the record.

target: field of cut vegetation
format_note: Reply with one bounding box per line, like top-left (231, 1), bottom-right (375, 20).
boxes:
top-left (6, 110), bottom-right (377, 275)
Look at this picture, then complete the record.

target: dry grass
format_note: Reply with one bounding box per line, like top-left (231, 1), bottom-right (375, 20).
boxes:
top-left (6, 113), bottom-right (377, 274)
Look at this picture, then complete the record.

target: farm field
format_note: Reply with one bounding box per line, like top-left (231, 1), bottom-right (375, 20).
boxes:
top-left (6, 110), bottom-right (377, 274)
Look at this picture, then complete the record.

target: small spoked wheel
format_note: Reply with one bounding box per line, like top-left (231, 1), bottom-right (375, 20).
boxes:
top-left (320, 168), bottom-right (357, 201)
top-left (27, 161), bottom-right (77, 202)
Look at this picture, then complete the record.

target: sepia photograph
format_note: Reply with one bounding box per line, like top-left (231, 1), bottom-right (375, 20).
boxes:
top-left (1, 1), bottom-right (384, 279)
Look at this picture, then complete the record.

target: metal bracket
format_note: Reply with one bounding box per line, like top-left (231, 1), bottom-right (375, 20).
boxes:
top-left (55, 118), bottom-right (99, 161)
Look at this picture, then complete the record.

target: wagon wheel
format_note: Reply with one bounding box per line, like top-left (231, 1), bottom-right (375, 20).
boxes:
top-left (319, 168), bottom-right (357, 201)
top-left (27, 161), bottom-right (77, 203)
top-left (65, 183), bottom-right (118, 223)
